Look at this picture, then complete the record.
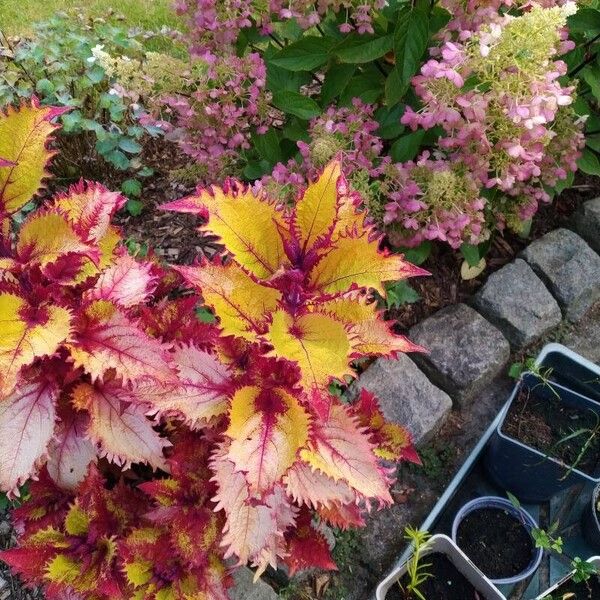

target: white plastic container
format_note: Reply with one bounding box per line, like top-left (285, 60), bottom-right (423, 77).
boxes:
top-left (534, 556), bottom-right (600, 599)
top-left (375, 533), bottom-right (505, 600)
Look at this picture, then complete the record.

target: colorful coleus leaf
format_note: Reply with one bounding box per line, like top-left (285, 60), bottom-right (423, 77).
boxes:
top-left (0, 467), bottom-right (147, 600)
top-left (225, 384), bottom-right (310, 495)
top-left (165, 160), bottom-right (426, 391)
top-left (72, 381), bottom-right (170, 470)
top-left (211, 442), bottom-right (297, 576)
top-left (0, 379), bottom-right (58, 495)
top-left (0, 98), bottom-right (67, 216)
top-left (282, 506), bottom-right (337, 576)
top-left (300, 403), bottom-right (393, 507)
top-left (67, 300), bottom-right (174, 386)
top-left (139, 344), bottom-right (232, 429)
top-left (0, 294), bottom-right (72, 396)
top-left (350, 389), bottom-right (421, 465)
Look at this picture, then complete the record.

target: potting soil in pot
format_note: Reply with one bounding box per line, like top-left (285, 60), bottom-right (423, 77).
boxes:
top-left (456, 508), bottom-right (533, 579)
top-left (503, 387), bottom-right (600, 475)
top-left (541, 574), bottom-right (600, 599)
top-left (389, 553), bottom-right (486, 600)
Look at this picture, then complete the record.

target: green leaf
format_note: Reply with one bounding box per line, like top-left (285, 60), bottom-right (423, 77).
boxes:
top-left (126, 198), bottom-right (143, 216)
top-left (271, 37), bottom-right (333, 71)
top-left (508, 362), bottom-right (524, 380)
top-left (253, 128), bottom-right (282, 165)
top-left (243, 159), bottom-right (272, 180)
top-left (335, 34), bottom-right (394, 64)
top-left (578, 147), bottom-right (600, 176)
top-left (385, 66), bottom-right (409, 107)
top-left (394, 7), bottom-right (429, 84)
top-left (35, 78), bottom-right (55, 96)
top-left (121, 178), bottom-right (142, 198)
top-left (581, 65), bottom-right (600, 101)
top-left (568, 9), bottom-right (600, 36)
top-left (282, 119), bottom-right (311, 143)
top-left (106, 149), bottom-right (130, 170)
top-left (429, 6), bottom-right (452, 36)
top-left (118, 138), bottom-right (142, 154)
top-left (390, 129), bottom-right (425, 161)
top-left (401, 241), bottom-right (432, 265)
top-left (340, 71), bottom-right (384, 105)
top-left (460, 243), bottom-right (481, 267)
top-left (272, 90), bottom-right (321, 120)
top-left (375, 104), bottom-right (405, 139)
top-left (385, 280), bottom-right (421, 308)
top-left (506, 491), bottom-right (521, 510)
top-left (86, 64), bottom-right (106, 84)
top-left (321, 64), bottom-right (356, 105)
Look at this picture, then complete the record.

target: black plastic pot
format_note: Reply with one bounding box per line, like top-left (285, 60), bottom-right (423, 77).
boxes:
top-left (583, 483), bottom-right (600, 551)
top-left (538, 344), bottom-right (600, 403)
top-left (484, 372), bottom-right (600, 503)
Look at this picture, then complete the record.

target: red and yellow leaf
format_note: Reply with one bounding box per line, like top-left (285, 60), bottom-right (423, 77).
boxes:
top-left (293, 161), bottom-right (342, 252)
top-left (16, 211), bottom-right (96, 267)
top-left (72, 381), bottom-right (169, 470)
top-left (350, 389), bottom-right (420, 464)
top-left (53, 180), bottom-right (126, 242)
top-left (139, 345), bottom-right (231, 428)
top-left (175, 262), bottom-right (281, 339)
top-left (283, 507), bottom-right (337, 576)
top-left (164, 186), bottom-right (287, 278)
top-left (0, 294), bottom-right (71, 395)
top-left (0, 99), bottom-right (66, 215)
top-left (300, 403), bottom-right (392, 505)
top-left (226, 385), bottom-right (310, 494)
top-left (211, 446), bottom-right (296, 575)
top-left (351, 320), bottom-right (424, 357)
top-left (284, 461), bottom-right (356, 509)
top-left (0, 379), bottom-right (58, 494)
top-left (87, 252), bottom-right (157, 308)
top-left (265, 310), bottom-right (351, 389)
top-left (309, 232), bottom-right (427, 295)
top-left (67, 301), bottom-right (174, 385)
top-left (46, 411), bottom-right (96, 490)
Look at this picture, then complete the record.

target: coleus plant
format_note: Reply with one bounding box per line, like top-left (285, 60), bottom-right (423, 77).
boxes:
top-left (0, 100), bottom-right (424, 600)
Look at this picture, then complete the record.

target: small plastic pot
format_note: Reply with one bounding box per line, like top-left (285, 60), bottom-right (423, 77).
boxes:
top-left (582, 483), bottom-right (600, 551)
top-left (484, 372), bottom-right (600, 503)
top-left (451, 496), bottom-right (543, 585)
top-left (376, 534), bottom-right (504, 600)
top-left (535, 556), bottom-right (600, 599)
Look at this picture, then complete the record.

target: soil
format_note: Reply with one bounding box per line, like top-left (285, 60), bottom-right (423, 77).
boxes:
top-left (387, 553), bottom-right (485, 600)
top-left (503, 387), bottom-right (600, 476)
top-left (455, 507), bottom-right (534, 580)
top-left (541, 574), bottom-right (600, 599)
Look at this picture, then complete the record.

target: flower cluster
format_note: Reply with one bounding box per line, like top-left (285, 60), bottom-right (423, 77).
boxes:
top-left (382, 154), bottom-right (488, 249)
top-left (90, 44), bottom-right (187, 102)
top-left (155, 52), bottom-right (275, 181)
top-left (386, 2), bottom-right (584, 244)
top-left (174, 0), bottom-right (386, 57)
top-left (260, 98), bottom-right (386, 201)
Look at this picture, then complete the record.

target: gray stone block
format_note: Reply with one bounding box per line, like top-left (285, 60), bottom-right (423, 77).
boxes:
top-left (571, 197), bottom-right (600, 254)
top-left (230, 567), bottom-right (279, 600)
top-left (520, 228), bottom-right (600, 322)
top-left (471, 259), bottom-right (561, 349)
top-left (410, 303), bottom-right (510, 404)
top-left (351, 354), bottom-right (452, 445)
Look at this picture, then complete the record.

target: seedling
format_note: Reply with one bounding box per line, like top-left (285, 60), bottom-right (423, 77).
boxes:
top-left (398, 527), bottom-right (433, 600)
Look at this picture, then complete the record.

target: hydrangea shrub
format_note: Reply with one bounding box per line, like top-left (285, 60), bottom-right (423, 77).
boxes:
top-left (0, 101), bottom-right (423, 598)
top-left (108, 0), bottom-right (586, 263)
